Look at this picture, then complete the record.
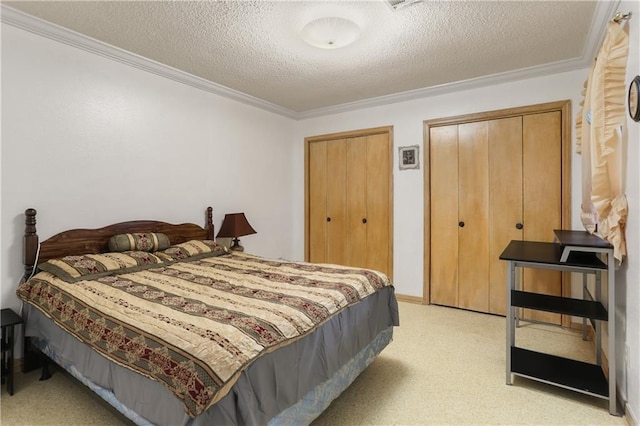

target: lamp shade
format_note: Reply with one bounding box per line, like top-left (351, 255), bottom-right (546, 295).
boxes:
top-left (216, 213), bottom-right (256, 238)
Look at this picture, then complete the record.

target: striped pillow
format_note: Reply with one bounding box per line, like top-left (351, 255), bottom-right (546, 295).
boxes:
top-left (108, 233), bottom-right (171, 252)
top-left (38, 251), bottom-right (165, 283)
top-left (156, 240), bottom-right (228, 261)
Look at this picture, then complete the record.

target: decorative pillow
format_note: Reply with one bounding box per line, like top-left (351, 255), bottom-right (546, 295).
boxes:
top-left (108, 233), bottom-right (171, 253)
top-left (156, 240), bottom-right (228, 262)
top-left (38, 251), bottom-right (165, 283)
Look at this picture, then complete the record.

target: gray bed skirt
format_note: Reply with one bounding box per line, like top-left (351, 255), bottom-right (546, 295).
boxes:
top-left (23, 286), bottom-right (399, 425)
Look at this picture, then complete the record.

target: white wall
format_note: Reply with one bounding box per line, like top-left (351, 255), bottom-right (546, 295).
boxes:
top-left (294, 69), bottom-right (589, 296)
top-left (620, 1), bottom-right (639, 422)
top-left (1, 25), bottom-right (297, 317)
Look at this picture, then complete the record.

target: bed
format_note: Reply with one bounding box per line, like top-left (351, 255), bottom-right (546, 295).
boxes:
top-left (16, 207), bottom-right (399, 425)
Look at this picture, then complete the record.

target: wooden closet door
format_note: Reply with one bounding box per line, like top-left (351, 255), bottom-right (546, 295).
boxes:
top-left (426, 101), bottom-right (568, 317)
top-left (326, 139), bottom-right (347, 265)
top-left (306, 126), bottom-right (393, 280)
top-left (458, 122), bottom-right (490, 312)
top-left (366, 133), bottom-right (391, 275)
top-left (430, 125), bottom-right (459, 307)
top-left (308, 141), bottom-right (328, 263)
top-left (346, 137), bottom-right (367, 269)
top-left (488, 117), bottom-right (523, 315)
top-left (523, 111), bottom-right (562, 324)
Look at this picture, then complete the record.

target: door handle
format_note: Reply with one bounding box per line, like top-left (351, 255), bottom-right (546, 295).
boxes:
top-left (327, 217), bottom-right (331, 222)
top-left (516, 223), bottom-right (523, 230)
top-left (362, 218), bottom-right (367, 224)
top-left (458, 221), bottom-right (465, 228)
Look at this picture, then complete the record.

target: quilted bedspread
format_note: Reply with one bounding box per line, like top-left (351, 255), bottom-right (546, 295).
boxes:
top-left (16, 252), bottom-right (393, 417)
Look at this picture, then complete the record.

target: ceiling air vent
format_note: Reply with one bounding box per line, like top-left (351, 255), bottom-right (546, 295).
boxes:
top-left (386, 0), bottom-right (423, 10)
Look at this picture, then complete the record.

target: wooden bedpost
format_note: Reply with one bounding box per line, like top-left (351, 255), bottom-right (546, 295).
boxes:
top-left (22, 208), bottom-right (50, 378)
top-left (22, 209), bottom-right (47, 377)
top-left (23, 208), bottom-right (38, 282)
top-left (206, 207), bottom-right (214, 240)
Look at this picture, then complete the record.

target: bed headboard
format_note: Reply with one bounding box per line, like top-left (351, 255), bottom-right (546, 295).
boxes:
top-left (23, 207), bottom-right (214, 282)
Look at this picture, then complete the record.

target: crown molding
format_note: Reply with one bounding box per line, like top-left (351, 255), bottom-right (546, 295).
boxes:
top-left (299, 0), bottom-right (617, 120)
top-left (0, 5), bottom-right (298, 119)
top-left (297, 57), bottom-right (590, 119)
top-left (2, 2), bottom-right (616, 121)
top-left (582, 0), bottom-right (621, 63)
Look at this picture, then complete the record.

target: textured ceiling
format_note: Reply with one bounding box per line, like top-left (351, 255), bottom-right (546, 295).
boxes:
top-left (4, 1), bottom-right (603, 116)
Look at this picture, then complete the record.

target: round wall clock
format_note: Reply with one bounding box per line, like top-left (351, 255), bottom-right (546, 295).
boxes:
top-left (629, 75), bottom-right (640, 122)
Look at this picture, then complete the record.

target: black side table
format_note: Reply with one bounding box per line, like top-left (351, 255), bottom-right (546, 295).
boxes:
top-left (1, 308), bottom-right (23, 395)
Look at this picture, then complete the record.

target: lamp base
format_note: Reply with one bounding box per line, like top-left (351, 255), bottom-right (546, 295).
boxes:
top-left (230, 237), bottom-right (244, 252)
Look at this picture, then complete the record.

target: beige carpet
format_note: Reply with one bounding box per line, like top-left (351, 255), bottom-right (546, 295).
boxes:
top-left (1, 302), bottom-right (627, 425)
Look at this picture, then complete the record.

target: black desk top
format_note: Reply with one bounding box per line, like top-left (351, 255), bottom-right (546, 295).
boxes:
top-left (553, 230), bottom-right (613, 249)
top-left (499, 240), bottom-right (607, 270)
top-left (1, 308), bottom-right (23, 328)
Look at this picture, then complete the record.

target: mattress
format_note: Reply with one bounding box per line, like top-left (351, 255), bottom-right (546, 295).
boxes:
top-left (22, 273), bottom-right (398, 425)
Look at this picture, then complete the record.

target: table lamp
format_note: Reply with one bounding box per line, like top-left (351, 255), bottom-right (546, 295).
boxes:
top-left (216, 213), bottom-right (256, 251)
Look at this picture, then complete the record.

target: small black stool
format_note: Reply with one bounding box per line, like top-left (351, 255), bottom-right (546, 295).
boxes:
top-left (1, 308), bottom-right (23, 395)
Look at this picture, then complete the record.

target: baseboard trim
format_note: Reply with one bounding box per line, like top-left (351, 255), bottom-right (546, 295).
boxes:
top-left (395, 294), bottom-right (424, 304)
top-left (625, 402), bottom-right (638, 426)
top-left (14, 357), bottom-right (23, 373)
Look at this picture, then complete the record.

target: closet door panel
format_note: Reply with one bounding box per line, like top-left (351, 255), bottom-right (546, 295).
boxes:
top-left (309, 141), bottom-right (328, 263)
top-left (488, 117), bottom-right (523, 315)
top-left (523, 112), bottom-right (562, 243)
top-left (326, 139), bottom-right (347, 265)
top-left (458, 122), bottom-right (490, 312)
top-left (366, 133), bottom-right (391, 276)
top-left (523, 111), bottom-right (562, 324)
top-left (346, 137), bottom-right (367, 269)
top-left (430, 125), bottom-right (459, 307)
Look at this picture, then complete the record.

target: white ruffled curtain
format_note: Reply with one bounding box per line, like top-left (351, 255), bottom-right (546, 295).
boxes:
top-left (576, 20), bottom-right (629, 263)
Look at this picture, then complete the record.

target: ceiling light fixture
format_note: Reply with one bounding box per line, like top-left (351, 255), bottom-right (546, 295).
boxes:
top-left (301, 17), bottom-right (360, 49)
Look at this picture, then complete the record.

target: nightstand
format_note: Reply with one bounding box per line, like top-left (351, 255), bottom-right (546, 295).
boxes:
top-left (1, 308), bottom-right (23, 395)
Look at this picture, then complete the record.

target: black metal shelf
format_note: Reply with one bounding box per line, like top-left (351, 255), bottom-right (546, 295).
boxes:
top-left (511, 290), bottom-right (608, 321)
top-left (502, 230), bottom-right (617, 415)
top-left (499, 241), bottom-right (607, 270)
top-left (511, 347), bottom-right (609, 398)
